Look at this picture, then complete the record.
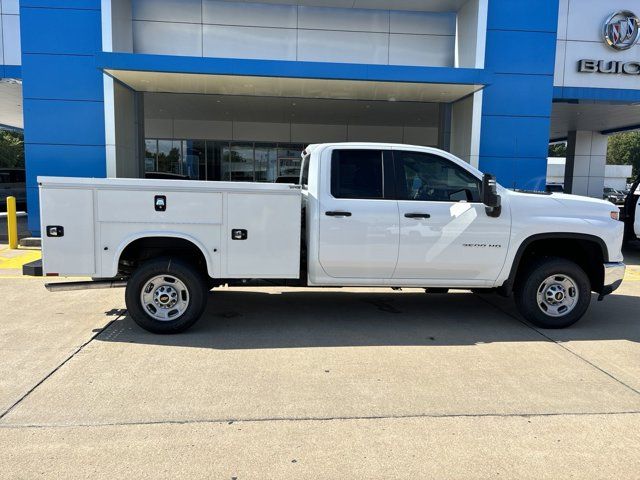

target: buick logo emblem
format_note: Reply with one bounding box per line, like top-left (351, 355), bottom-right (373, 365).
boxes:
top-left (603, 10), bottom-right (640, 50)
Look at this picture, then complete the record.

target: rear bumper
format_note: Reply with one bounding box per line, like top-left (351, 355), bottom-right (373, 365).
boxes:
top-left (600, 262), bottom-right (625, 297)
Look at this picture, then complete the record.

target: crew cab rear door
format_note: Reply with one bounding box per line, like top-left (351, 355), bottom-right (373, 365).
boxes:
top-left (391, 149), bottom-right (510, 281)
top-left (318, 148), bottom-right (399, 278)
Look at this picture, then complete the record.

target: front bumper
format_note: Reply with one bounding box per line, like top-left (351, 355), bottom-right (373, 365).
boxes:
top-left (600, 262), bottom-right (626, 297)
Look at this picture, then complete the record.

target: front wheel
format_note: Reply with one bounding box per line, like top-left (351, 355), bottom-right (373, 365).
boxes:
top-left (514, 257), bottom-right (591, 329)
top-left (125, 257), bottom-right (208, 334)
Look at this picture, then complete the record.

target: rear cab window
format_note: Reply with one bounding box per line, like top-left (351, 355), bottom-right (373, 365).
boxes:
top-left (330, 149), bottom-right (385, 199)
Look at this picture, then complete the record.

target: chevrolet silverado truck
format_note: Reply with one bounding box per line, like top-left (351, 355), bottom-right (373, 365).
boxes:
top-left (38, 142), bottom-right (625, 333)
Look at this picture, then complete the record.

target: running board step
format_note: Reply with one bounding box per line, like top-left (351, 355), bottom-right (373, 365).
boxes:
top-left (45, 280), bottom-right (127, 292)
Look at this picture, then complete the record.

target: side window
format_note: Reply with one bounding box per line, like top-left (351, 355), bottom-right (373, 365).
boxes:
top-left (331, 149), bottom-right (383, 199)
top-left (395, 151), bottom-right (481, 202)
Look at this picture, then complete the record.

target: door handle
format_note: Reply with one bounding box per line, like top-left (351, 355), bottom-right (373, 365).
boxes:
top-left (404, 213), bottom-right (431, 219)
top-left (325, 211), bottom-right (352, 217)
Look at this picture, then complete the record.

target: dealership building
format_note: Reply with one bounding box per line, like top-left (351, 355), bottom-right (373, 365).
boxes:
top-left (2, 1), bottom-right (640, 234)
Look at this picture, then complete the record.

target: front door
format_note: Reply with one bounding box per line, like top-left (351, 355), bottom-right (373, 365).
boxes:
top-left (318, 148), bottom-right (399, 279)
top-left (391, 149), bottom-right (510, 281)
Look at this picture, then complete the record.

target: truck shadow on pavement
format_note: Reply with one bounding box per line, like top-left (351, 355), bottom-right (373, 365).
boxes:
top-left (96, 289), bottom-right (640, 349)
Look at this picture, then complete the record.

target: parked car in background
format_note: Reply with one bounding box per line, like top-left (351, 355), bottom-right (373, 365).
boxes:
top-left (0, 168), bottom-right (26, 212)
top-left (603, 187), bottom-right (626, 205)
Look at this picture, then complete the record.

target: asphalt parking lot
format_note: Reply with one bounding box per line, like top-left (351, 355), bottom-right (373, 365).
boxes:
top-left (1, 249), bottom-right (640, 478)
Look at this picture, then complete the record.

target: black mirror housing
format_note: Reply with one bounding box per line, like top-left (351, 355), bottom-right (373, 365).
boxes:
top-left (482, 173), bottom-right (501, 217)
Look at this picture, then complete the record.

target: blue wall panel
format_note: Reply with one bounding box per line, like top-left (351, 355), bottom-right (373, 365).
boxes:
top-left (486, 0), bottom-right (558, 32)
top-left (22, 3), bottom-right (106, 234)
top-left (483, 74), bottom-right (554, 117)
top-left (96, 52), bottom-right (491, 85)
top-left (480, 116), bottom-right (551, 159)
top-left (25, 145), bottom-right (107, 230)
top-left (24, 99), bottom-right (105, 146)
top-left (22, 55), bottom-right (103, 101)
top-left (554, 86), bottom-right (640, 103)
top-left (484, 30), bottom-right (557, 75)
top-left (21, 7), bottom-right (101, 55)
top-left (478, 0), bottom-right (559, 190)
top-left (21, 0), bottom-right (100, 8)
top-left (480, 156), bottom-right (547, 191)
top-left (25, 144), bottom-right (107, 188)
top-left (1, 65), bottom-right (22, 79)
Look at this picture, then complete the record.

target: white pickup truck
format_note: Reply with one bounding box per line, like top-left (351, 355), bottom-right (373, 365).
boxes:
top-left (39, 142), bottom-right (625, 333)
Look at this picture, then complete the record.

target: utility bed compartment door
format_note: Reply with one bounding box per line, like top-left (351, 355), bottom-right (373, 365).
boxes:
top-left (226, 192), bottom-right (300, 278)
top-left (97, 190), bottom-right (222, 224)
top-left (40, 187), bottom-right (96, 275)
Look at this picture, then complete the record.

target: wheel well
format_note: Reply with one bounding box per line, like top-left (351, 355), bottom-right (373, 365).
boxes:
top-left (510, 236), bottom-right (605, 293)
top-left (118, 237), bottom-right (208, 277)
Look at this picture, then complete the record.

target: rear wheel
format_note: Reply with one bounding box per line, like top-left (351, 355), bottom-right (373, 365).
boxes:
top-left (125, 257), bottom-right (208, 333)
top-left (514, 257), bottom-right (591, 329)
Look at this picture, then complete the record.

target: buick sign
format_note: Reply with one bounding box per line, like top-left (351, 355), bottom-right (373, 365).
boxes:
top-left (579, 59), bottom-right (640, 74)
top-left (578, 10), bottom-right (640, 75)
top-left (603, 10), bottom-right (640, 50)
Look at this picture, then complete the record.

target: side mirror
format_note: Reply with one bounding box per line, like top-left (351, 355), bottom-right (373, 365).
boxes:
top-left (482, 173), bottom-right (501, 217)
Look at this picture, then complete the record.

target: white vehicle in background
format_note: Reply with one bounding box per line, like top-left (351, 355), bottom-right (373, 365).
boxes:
top-left (623, 175), bottom-right (640, 241)
top-left (38, 143), bottom-right (625, 333)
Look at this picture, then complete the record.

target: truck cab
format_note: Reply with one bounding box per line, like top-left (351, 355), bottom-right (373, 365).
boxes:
top-left (302, 144), bottom-right (509, 287)
top-left (38, 142), bottom-right (625, 334)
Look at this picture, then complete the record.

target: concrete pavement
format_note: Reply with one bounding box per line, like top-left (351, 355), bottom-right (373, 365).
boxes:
top-left (1, 251), bottom-right (640, 478)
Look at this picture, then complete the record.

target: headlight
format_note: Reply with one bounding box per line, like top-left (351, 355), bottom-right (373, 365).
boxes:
top-left (610, 211), bottom-right (620, 221)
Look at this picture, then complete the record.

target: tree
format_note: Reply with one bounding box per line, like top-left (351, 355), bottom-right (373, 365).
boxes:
top-left (0, 129), bottom-right (24, 168)
top-left (607, 131), bottom-right (640, 178)
top-left (548, 142), bottom-right (567, 157)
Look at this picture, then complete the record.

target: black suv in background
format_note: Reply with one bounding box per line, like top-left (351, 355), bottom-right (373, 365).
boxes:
top-left (0, 168), bottom-right (26, 212)
top-left (603, 187), bottom-right (626, 205)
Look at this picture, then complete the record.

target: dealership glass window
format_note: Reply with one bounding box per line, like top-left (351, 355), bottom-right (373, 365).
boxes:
top-left (157, 140), bottom-right (182, 175)
top-left (394, 151), bottom-right (480, 202)
top-left (144, 139), bottom-right (304, 182)
top-left (331, 149), bottom-right (384, 199)
top-left (254, 143), bottom-right (278, 182)
top-left (144, 139), bottom-right (158, 173)
top-left (184, 140), bottom-right (205, 180)
top-left (224, 143), bottom-right (254, 181)
top-left (206, 141), bottom-right (223, 181)
top-left (277, 145), bottom-right (303, 179)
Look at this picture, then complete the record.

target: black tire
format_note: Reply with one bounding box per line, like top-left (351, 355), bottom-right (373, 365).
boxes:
top-left (514, 257), bottom-right (591, 329)
top-left (125, 257), bottom-right (208, 334)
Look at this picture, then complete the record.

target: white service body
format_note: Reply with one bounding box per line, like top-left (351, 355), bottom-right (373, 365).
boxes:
top-left (39, 178), bottom-right (301, 279)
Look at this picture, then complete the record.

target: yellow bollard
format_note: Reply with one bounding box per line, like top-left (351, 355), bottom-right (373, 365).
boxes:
top-left (6, 196), bottom-right (18, 249)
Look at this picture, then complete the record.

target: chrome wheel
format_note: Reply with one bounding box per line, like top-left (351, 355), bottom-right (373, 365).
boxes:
top-left (536, 274), bottom-right (579, 317)
top-left (140, 274), bottom-right (190, 321)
